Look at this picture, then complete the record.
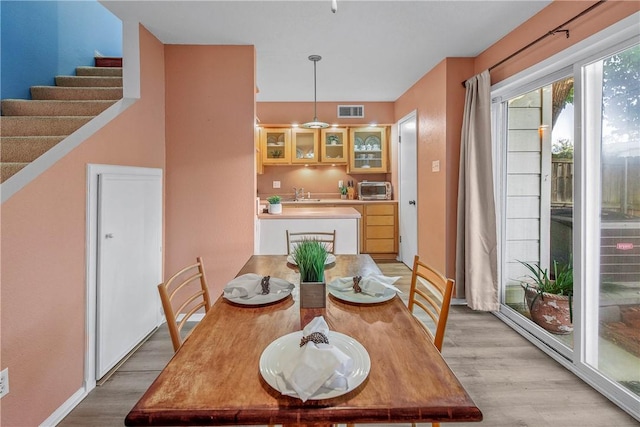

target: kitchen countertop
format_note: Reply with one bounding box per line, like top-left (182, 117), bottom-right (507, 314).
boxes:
top-left (257, 206), bottom-right (361, 219)
top-left (260, 198), bottom-right (398, 205)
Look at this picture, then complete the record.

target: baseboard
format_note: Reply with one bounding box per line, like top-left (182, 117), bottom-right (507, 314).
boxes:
top-left (39, 386), bottom-right (87, 427)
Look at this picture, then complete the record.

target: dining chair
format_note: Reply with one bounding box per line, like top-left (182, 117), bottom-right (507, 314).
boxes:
top-left (346, 256), bottom-right (454, 427)
top-left (157, 256), bottom-right (212, 352)
top-left (286, 230), bottom-right (336, 254)
top-left (408, 254), bottom-right (455, 352)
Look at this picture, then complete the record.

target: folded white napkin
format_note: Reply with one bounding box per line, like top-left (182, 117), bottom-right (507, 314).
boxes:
top-left (276, 316), bottom-right (353, 401)
top-left (223, 273), bottom-right (293, 299)
top-left (327, 274), bottom-right (402, 297)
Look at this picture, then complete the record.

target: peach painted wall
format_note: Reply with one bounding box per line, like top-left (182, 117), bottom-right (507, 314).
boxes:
top-left (444, 58), bottom-right (475, 280)
top-left (474, 0), bottom-right (640, 83)
top-left (257, 101), bottom-right (394, 126)
top-left (394, 59), bottom-right (473, 277)
top-left (164, 45), bottom-right (256, 295)
top-left (257, 166), bottom-right (389, 200)
top-left (0, 26), bottom-right (165, 426)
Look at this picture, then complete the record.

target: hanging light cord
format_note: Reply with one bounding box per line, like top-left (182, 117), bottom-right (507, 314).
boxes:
top-left (313, 57), bottom-right (319, 120)
top-left (302, 55), bottom-right (328, 128)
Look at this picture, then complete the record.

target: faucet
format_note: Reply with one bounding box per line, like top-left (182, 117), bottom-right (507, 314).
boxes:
top-left (292, 187), bottom-right (304, 201)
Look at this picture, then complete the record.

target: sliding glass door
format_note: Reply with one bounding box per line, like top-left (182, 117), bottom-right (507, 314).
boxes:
top-left (582, 44), bottom-right (640, 399)
top-left (499, 74), bottom-right (575, 358)
top-left (493, 23), bottom-right (639, 418)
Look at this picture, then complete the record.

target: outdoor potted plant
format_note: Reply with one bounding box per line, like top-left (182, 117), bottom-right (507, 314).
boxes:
top-left (292, 239), bottom-right (328, 308)
top-left (519, 259), bottom-right (573, 334)
top-left (267, 195), bottom-right (282, 214)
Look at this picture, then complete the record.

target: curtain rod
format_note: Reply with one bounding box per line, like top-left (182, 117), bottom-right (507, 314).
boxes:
top-left (462, 0), bottom-right (607, 87)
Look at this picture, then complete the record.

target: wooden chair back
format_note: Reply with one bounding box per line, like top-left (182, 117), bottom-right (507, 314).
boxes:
top-left (157, 257), bottom-right (211, 352)
top-left (407, 255), bottom-right (454, 352)
top-left (286, 230), bottom-right (336, 254)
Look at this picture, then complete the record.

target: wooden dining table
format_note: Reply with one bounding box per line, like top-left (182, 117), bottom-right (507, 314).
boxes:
top-left (125, 255), bottom-right (482, 426)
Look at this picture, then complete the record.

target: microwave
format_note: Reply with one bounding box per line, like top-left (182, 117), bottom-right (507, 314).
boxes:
top-left (358, 182), bottom-right (392, 200)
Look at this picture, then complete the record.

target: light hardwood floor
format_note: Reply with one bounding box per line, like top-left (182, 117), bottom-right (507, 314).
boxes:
top-left (59, 262), bottom-right (638, 426)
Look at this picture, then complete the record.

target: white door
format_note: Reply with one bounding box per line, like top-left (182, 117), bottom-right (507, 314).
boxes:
top-left (96, 172), bottom-right (162, 379)
top-left (398, 112), bottom-right (418, 267)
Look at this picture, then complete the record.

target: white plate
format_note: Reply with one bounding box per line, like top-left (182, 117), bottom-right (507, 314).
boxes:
top-left (364, 135), bottom-right (381, 147)
top-left (287, 253), bottom-right (336, 266)
top-left (328, 287), bottom-right (397, 304)
top-left (223, 287), bottom-right (293, 305)
top-left (259, 331), bottom-right (370, 400)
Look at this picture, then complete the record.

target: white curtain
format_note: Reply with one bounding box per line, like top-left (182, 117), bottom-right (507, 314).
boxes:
top-left (455, 70), bottom-right (499, 311)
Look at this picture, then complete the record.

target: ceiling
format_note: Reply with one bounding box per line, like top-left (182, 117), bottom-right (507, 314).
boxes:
top-left (101, 0), bottom-right (551, 102)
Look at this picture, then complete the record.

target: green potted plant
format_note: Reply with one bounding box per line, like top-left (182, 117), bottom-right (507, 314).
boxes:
top-left (267, 195), bottom-right (282, 215)
top-left (339, 185), bottom-right (348, 199)
top-left (518, 259), bottom-right (573, 334)
top-left (292, 239), bottom-right (328, 308)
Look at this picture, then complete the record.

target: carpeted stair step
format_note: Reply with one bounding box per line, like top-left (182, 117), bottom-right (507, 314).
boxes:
top-left (1, 163), bottom-right (28, 183)
top-left (1, 116), bottom-right (92, 136)
top-left (1, 136), bottom-right (65, 162)
top-left (1, 100), bottom-right (116, 116)
top-left (76, 66), bottom-right (122, 77)
top-left (30, 86), bottom-right (123, 101)
top-left (55, 75), bottom-right (123, 87)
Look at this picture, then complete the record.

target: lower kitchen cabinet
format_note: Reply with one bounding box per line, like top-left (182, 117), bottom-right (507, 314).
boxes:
top-left (363, 203), bottom-right (398, 260)
top-left (276, 201), bottom-right (397, 259)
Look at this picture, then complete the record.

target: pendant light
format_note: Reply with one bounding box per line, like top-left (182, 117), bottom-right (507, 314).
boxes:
top-left (302, 55), bottom-right (329, 129)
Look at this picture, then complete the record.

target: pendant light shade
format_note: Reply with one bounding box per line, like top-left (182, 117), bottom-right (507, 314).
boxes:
top-left (302, 55), bottom-right (329, 129)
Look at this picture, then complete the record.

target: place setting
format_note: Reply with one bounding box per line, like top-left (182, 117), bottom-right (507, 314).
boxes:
top-left (259, 315), bottom-right (370, 401)
top-left (327, 274), bottom-right (402, 304)
top-left (222, 273), bottom-right (295, 306)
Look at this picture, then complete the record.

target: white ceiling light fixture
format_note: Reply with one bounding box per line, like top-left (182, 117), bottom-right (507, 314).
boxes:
top-left (302, 55), bottom-right (329, 129)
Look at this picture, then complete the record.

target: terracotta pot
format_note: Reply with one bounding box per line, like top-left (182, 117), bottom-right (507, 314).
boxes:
top-left (522, 284), bottom-right (573, 334)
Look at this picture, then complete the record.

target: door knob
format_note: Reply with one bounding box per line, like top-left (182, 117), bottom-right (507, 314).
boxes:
top-left (409, 200), bottom-right (416, 205)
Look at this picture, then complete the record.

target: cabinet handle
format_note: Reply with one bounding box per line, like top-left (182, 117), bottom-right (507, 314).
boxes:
top-left (409, 200), bottom-right (416, 205)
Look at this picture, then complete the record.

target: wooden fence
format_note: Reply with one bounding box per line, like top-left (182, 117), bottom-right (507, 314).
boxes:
top-left (551, 157), bottom-right (640, 216)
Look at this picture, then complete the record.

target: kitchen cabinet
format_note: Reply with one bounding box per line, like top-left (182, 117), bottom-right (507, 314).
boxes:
top-left (278, 201), bottom-right (397, 260)
top-left (348, 126), bottom-right (388, 173)
top-left (320, 128), bottom-right (348, 164)
top-left (362, 203), bottom-right (398, 259)
top-left (291, 128), bottom-right (319, 164)
top-left (260, 128), bottom-right (291, 164)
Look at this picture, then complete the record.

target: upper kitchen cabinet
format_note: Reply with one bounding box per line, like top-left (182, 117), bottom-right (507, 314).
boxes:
top-left (260, 128), bottom-right (291, 164)
top-left (320, 128), bottom-right (348, 164)
top-left (291, 128), bottom-right (319, 164)
top-left (348, 126), bottom-right (388, 173)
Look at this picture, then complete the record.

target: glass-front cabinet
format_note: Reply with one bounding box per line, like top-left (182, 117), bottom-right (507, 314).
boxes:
top-left (260, 128), bottom-right (291, 164)
top-left (348, 126), bottom-right (388, 173)
top-left (320, 128), bottom-right (348, 164)
top-left (291, 128), bottom-right (319, 164)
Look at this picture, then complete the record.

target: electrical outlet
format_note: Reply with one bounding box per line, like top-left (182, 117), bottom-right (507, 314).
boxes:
top-left (432, 160), bottom-right (440, 172)
top-left (272, 180), bottom-right (281, 189)
top-left (0, 368), bottom-right (9, 398)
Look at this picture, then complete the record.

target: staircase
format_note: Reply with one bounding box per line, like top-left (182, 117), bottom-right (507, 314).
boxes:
top-left (0, 59), bottom-right (123, 183)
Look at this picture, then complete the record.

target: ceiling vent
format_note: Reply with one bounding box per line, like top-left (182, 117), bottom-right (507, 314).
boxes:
top-left (337, 105), bottom-right (364, 118)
